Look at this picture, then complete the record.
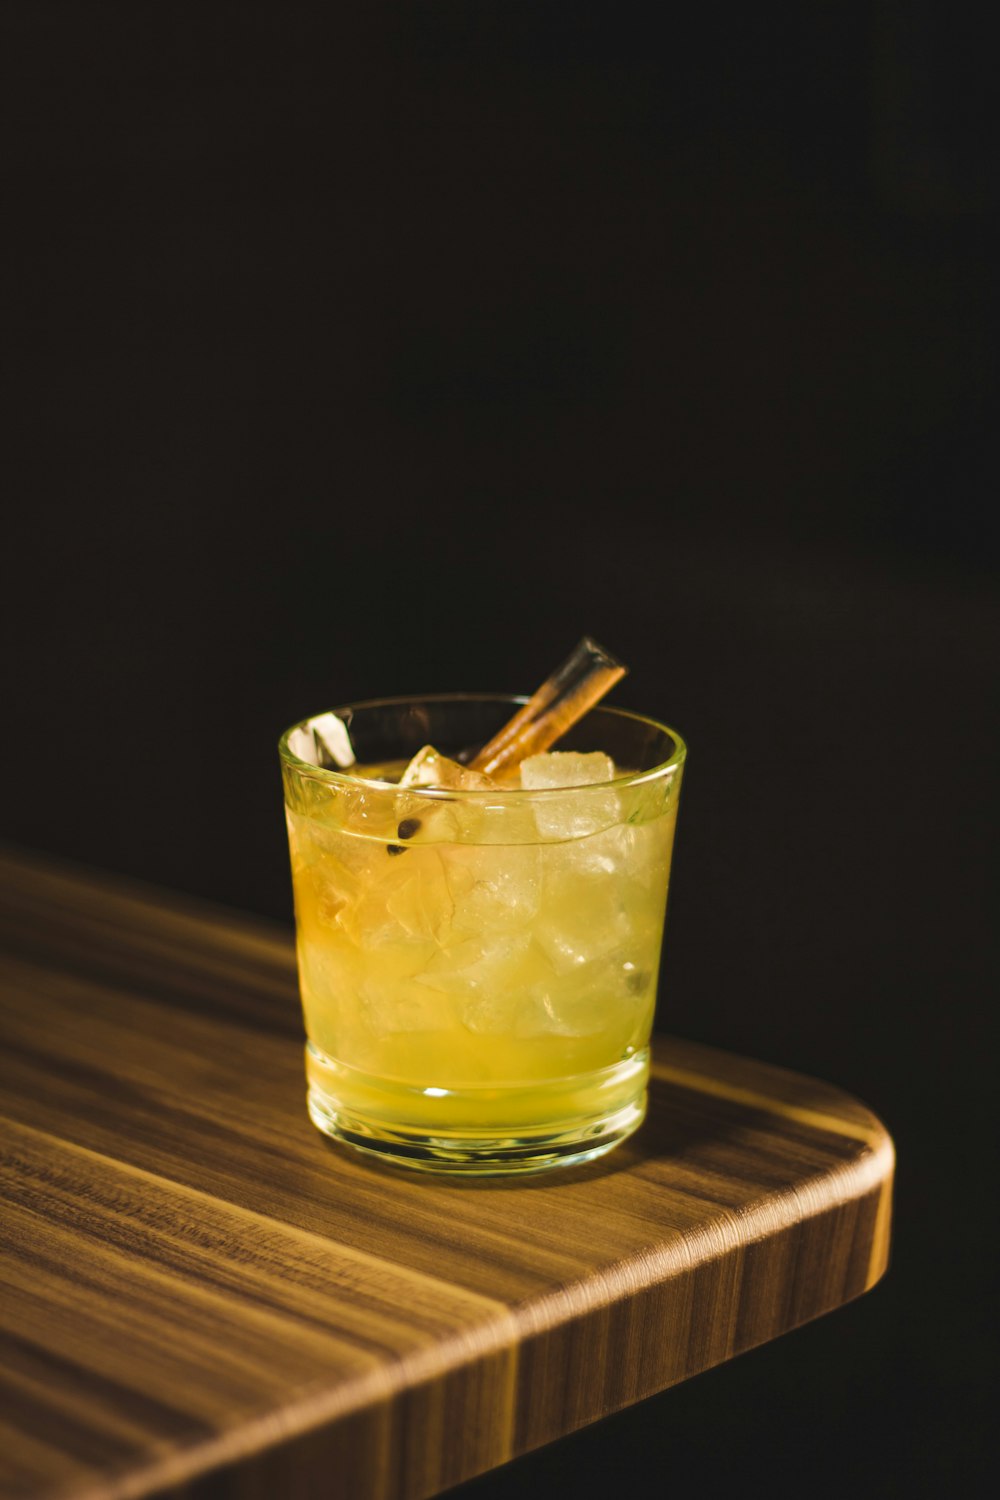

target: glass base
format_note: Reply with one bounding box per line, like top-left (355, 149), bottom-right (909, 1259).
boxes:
top-left (305, 1044), bottom-right (648, 1176)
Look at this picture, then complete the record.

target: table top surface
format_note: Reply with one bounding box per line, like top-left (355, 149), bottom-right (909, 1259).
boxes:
top-left (0, 847), bottom-right (893, 1500)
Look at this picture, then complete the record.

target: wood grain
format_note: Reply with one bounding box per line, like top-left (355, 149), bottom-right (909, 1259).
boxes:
top-left (0, 846), bottom-right (893, 1500)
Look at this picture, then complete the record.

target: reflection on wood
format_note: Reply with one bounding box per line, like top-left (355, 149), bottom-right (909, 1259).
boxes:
top-left (0, 847), bottom-right (893, 1500)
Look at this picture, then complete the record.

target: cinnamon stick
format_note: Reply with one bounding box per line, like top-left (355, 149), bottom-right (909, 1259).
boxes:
top-left (469, 637), bottom-right (626, 777)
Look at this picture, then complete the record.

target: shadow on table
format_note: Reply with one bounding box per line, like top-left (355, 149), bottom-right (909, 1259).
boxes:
top-left (316, 1071), bottom-right (838, 1193)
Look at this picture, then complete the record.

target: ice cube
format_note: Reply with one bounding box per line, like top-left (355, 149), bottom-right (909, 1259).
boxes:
top-left (399, 745), bottom-right (496, 790)
top-left (387, 792), bottom-right (468, 848)
top-left (520, 751), bottom-right (616, 789)
top-left (459, 989), bottom-right (523, 1035)
top-left (297, 932), bottom-right (362, 1007)
top-left (310, 712), bottom-right (357, 769)
top-left (534, 847), bottom-right (633, 971)
top-left (297, 819), bottom-right (383, 885)
top-left (360, 977), bottom-right (448, 1036)
top-left (616, 817), bottom-right (674, 892)
top-left (415, 930), bottom-right (532, 997)
top-left (520, 751), bottom-right (620, 840)
top-left (515, 951), bottom-right (651, 1039)
top-left (336, 849), bottom-right (439, 952)
top-left (311, 873), bottom-right (351, 928)
top-left (296, 937), bottom-right (369, 1058)
top-left (287, 817), bottom-right (378, 929)
top-left (383, 853), bottom-right (454, 942)
top-left (443, 843), bottom-right (541, 933)
top-left (533, 902), bottom-right (633, 972)
top-left (287, 725), bottom-right (320, 765)
top-left (550, 823), bottom-right (633, 878)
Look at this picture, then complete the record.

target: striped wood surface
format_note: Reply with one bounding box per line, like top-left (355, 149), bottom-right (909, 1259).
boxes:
top-left (0, 847), bottom-right (893, 1500)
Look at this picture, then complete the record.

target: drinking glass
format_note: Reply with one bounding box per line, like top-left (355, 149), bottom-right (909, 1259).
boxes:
top-left (280, 695), bottom-right (685, 1174)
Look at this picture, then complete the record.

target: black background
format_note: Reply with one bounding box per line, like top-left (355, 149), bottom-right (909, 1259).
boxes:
top-left (2, 4), bottom-right (996, 1497)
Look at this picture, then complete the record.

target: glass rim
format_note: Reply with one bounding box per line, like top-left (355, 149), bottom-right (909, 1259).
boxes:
top-left (278, 693), bottom-right (686, 801)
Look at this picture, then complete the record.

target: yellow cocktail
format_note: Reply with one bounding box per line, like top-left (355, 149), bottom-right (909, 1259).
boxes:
top-left (280, 695), bottom-right (685, 1173)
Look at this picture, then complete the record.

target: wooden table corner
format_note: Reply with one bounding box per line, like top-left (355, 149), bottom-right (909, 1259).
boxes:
top-left (0, 847), bottom-right (893, 1500)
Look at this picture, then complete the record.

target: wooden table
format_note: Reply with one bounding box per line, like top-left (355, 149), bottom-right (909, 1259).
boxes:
top-left (0, 848), bottom-right (893, 1500)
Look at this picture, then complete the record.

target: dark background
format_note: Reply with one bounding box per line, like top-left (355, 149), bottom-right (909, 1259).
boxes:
top-left (2, 3), bottom-right (996, 1496)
